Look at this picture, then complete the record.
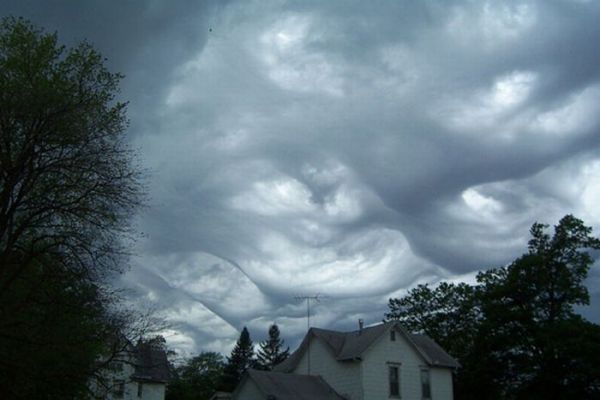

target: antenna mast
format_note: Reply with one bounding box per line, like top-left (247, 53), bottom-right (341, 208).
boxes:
top-left (294, 294), bottom-right (327, 375)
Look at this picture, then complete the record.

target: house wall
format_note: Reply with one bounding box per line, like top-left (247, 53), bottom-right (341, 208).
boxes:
top-left (137, 382), bottom-right (166, 400)
top-left (92, 360), bottom-right (138, 400)
top-left (361, 328), bottom-right (453, 400)
top-left (91, 357), bottom-right (166, 400)
top-left (430, 368), bottom-right (453, 400)
top-left (292, 336), bottom-right (362, 400)
top-left (232, 379), bottom-right (264, 400)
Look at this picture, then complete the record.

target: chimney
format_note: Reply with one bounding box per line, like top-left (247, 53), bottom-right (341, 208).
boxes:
top-left (358, 319), bottom-right (364, 335)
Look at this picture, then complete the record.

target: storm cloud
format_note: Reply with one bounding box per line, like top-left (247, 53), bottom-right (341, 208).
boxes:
top-left (3, 0), bottom-right (600, 355)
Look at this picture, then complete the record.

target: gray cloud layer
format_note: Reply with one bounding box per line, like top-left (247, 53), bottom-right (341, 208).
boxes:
top-left (3, 0), bottom-right (600, 355)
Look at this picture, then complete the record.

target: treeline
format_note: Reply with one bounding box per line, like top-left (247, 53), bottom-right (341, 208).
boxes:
top-left (166, 324), bottom-right (290, 400)
top-left (0, 17), bottom-right (152, 399)
top-left (385, 215), bottom-right (600, 399)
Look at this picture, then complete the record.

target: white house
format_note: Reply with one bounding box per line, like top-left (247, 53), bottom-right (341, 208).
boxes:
top-left (232, 321), bottom-right (459, 400)
top-left (91, 341), bottom-right (169, 400)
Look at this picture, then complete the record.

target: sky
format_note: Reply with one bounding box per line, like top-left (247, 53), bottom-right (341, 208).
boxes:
top-left (3, 0), bottom-right (600, 356)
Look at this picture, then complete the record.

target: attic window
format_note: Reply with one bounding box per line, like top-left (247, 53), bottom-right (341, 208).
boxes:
top-left (390, 330), bottom-right (396, 341)
top-left (110, 361), bottom-right (124, 372)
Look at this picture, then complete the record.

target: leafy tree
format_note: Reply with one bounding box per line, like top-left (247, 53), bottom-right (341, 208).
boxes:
top-left (0, 257), bottom-right (109, 399)
top-left (385, 281), bottom-right (480, 361)
top-left (0, 16), bottom-right (142, 294)
top-left (386, 215), bottom-right (600, 400)
top-left (166, 352), bottom-right (225, 400)
top-left (0, 17), bottom-right (143, 399)
top-left (256, 324), bottom-right (290, 370)
top-left (220, 327), bottom-right (255, 392)
top-left (475, 215), bottom-right (600, 399)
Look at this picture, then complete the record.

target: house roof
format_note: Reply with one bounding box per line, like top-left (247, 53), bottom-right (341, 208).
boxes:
top-left (235, 369), bottom-right (346, 400)
top-left (131, 343), bottom-right (170, 383)
top-left (275, 321), bottom-right (460, 372)
top-left (410, 334), bottom-right (461, 369)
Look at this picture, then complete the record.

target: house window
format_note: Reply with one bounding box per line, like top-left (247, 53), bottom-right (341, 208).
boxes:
top-left (421, 368), bottom-right (431, 399)
top-left (113, 379), bottom-right (125, 398)
top-left (389, 365), bottom-right (400, 397)
top-left (390, 330), bottom-right (396, 341)
top-left (137, 382), bottom-right (143, 397)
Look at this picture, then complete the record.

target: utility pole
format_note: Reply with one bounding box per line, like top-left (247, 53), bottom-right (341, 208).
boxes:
top-left (294, 294), bottom-right (327, 375)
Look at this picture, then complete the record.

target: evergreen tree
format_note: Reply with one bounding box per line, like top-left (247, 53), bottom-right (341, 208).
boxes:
top-left (256, 324), bottom-right (290, 370)
top-left (220, 327), bottom-right (254, 392)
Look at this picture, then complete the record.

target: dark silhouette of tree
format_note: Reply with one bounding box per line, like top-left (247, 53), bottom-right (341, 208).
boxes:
top-left (0, 17), bottom-right (144, 399)
top-left (256, 324), bottom-right (290, 370)
top-left (386, 215), bottom-right (600, 400)
top-left (475, 215), bottom-right (600, 399)
top-left (386, 281), bottom-right (480, 361)
top-left (220, 327), bottom-right (255, 392)
top-left (166, 352), bottom-right (225, 400)
top-left (0, 15), bottom-right (142, 296)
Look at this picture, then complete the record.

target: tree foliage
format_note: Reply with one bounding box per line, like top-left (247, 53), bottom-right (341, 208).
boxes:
top-left (166, 352), bottom-right (225, 400)
top-left (0, 17), bottom-right (144, 399)
top-left (386, 215), bottom-right (600, 399)
top-left (386, 281), bottom-right (480, 361)
top-left (0, 16), bottom-right (141, 291)
top-left (256, 324), bottom-right (290, 371)
top-left (220, 327), bottom-right (255, 392)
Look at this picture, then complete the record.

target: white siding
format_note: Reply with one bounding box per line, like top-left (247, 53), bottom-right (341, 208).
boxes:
top-left (232, 379), bottom-right (264, 400)
top-left (91, 356), bottom-right (166, 400)
top-left (292, 336), bottom-right (362, 400)
top-left (430, 368), bottom-right (453, 400)
top-left (137, 382), bottom-right (166, 400)
top-left (361, 328), bottom-right (453, 400)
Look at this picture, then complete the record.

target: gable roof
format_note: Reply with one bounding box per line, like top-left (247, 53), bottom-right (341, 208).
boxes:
top-left (410, 334), bottom-right (461, 369)
top-left (275, 321), bottom-right (459, 372)
top-left (131, 343), bottom-right (170, 383)
top-left (234, 369), bottom-right (345, 400)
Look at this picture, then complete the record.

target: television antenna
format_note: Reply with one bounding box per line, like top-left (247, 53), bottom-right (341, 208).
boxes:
top-left (294, 293), bottom-right (328, 331)
top-left (294, 293), bottom-right (328, 375)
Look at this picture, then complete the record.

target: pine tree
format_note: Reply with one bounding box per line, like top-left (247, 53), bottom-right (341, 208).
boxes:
top-left (256, 324), bottom-right (290, 370)
top-left (220, 327), bottom-right (255, 392)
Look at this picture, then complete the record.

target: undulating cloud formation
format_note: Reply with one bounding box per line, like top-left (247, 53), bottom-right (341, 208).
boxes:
top-left (3, 0), bottom-right (600, 355)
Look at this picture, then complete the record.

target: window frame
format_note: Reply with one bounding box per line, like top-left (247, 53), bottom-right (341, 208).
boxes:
top-left (420, 368), bottom-right (431, 400)
top-left (113, 379), bottom-right (125, 399)
top-left (388, 363), bottom-right (401, 398)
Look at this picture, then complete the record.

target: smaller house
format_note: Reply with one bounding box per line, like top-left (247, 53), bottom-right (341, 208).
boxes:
top-left (91, 341), bottom-right (169, 400)
top-left (232, 369), bottom-right (346, 400)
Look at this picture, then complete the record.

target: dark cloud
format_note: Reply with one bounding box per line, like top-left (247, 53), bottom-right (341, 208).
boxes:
top-left (3, 0), bottom-right (600, 354)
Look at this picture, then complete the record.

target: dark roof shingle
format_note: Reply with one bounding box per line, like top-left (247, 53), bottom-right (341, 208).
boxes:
top-left (275, 321), bottom-right (459, 372)
top-left (131, 343), bottom-right (170, 383)
top-left (240, 369), bottom-right (345, 400)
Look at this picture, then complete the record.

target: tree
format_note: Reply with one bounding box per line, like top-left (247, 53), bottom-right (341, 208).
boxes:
top-left (166, 352), bottom-right (225, 400)
top-left (386, 215), bottom-right (600, 400)
top-left (0, 257), bottom-right (110, 399)
top-left (385, 281), bottom-right (480, 361)
top-left (256, 324), bottom-right (290, 370)
top-left (220, 327), bottom-right (255, 392)
top-left (475, 215), bottom-right (600, 399)
top-left (0, 16), bottom-right (142, 295)
top-left (0, 17), bottom-right (144, 399)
